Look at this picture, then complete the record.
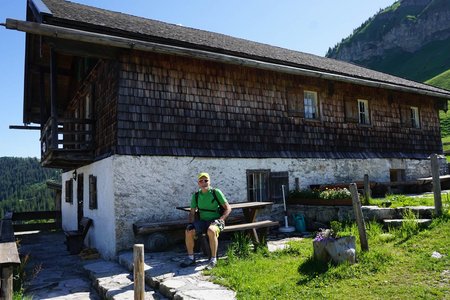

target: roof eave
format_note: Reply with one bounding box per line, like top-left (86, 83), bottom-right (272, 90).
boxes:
top-left (6, 18), bottom-right (450, 103)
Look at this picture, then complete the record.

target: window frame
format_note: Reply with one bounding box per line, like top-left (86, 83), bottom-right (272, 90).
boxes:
top-left (246, 169), bottom-right (270, 202)
top-left (246, 170), bottom-right (289, 203)
top-left (410, 106), bottom-right (420, 129)
top-left (303, 90), bottom-right (319, 120)
top-left (357, 99), bottom-right (370, 125)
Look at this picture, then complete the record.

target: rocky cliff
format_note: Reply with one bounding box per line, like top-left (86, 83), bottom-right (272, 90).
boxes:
top-left (327, 0), bottom-right (450, 81)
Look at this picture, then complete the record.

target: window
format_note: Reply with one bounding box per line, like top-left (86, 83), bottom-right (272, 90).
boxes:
top-left (89, 175), bottom-right (98, 210)
top-left (247, 170), bottom-right (288, 203)
top-left (304, 91), bottom-right (319, 119)
top-left (358, 99), bottom-right (370, 125)
top-left (410, 107), bottom-right (420, 128)
top-left (65, 180), bottom-right (73, 203)
top-left (247, 170), bottom-right (270, 202)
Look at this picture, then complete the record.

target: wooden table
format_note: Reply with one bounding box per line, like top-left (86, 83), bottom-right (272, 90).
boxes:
top-left (176, 201), bottom-right (278, 244)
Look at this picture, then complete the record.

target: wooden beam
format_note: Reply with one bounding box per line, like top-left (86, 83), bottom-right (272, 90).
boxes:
top-left (9, 125), bottom-right (41, 130)
top-left (5, 18), bottom-right (450, 100)
top-left (50, 47), bottom-right (58, 149)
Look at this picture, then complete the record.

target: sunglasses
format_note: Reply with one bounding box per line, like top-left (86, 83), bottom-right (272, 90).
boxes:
top-left (198, 179), bottom-right (209, 183)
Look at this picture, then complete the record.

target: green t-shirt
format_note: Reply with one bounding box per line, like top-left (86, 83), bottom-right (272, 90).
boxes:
top-left (190, 188), bottom-right (228, 221)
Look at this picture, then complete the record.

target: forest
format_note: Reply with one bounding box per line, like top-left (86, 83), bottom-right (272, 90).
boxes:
top-left (0, 157), bottom-right (60, 218)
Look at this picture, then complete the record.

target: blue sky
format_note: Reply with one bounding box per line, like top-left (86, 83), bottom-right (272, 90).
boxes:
top-left (0, 0), bottom-right (395, 158)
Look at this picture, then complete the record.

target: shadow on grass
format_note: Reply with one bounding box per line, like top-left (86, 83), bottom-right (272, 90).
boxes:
top-left (296, 257), bottom-right (329, 285)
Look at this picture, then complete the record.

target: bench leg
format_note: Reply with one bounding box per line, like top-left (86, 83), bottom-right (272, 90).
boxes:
top-left (251, 228), bottom-right (259, 244)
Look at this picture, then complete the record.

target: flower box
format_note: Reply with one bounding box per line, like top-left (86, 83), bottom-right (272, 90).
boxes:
top-left (288, 198), bottom-right (352, 206)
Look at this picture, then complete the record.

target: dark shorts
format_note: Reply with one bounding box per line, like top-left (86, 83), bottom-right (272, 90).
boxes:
top-left (191, 220), bottom-right (224, 236)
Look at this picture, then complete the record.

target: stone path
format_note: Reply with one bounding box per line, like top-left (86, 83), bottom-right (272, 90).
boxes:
top-left (17, 230), bottom-right (299, 299)
top-left (17, 231), bottom-right (101, 300)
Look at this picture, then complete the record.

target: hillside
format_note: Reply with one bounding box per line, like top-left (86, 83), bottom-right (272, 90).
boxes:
top-left (327, 0), bottom-right (450, 82)
top-left (0, 157), bottom-right (61, 217)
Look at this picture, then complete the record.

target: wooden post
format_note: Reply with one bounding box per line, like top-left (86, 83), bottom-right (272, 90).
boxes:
top-left (431, 154), bottom-right (443, 216)
top-left (295, 178), bottom-right (300, 191)
top-left (1, 266), bottom-right (14, 300)
top-left (50, 47), bottom-right (58, 150)
top-left (363, 174), bottom-right (370, 204)
top-left (133, 244), bottom-right (145, 300)
top-left (349, 183), bottom-right (369, 251)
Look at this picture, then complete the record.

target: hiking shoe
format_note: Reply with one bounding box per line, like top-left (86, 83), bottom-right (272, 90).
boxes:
top-left (205, 260), bottom-right (217, 270)
top-left (180, 258), bottom-right (196, 268)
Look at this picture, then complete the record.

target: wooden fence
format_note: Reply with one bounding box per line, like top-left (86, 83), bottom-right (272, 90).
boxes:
top-left (11, 211), bottom-right (61, 232)
top-left (0, 212), bottom-right (20, 300)
top-left (0, 210), bottom-right (61, 299)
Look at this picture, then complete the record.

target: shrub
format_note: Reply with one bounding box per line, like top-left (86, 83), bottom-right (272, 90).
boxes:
top-left (289, 187), bottom-right (351, 200)
top-left (319, 188), bottom-right (351, 200)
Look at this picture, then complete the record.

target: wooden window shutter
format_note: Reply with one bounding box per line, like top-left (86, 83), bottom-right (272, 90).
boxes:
top-left (65, 180), bottom-right (73, 203)
top-left (89, 175), bottom-right (98, 210)
top-left (287, 88), bottom-right (304, 118)
top-left (344, 97), bottom-right (358, 123)
top-left (269, 171), bottom-right (289, 204)
top-left (400, 106), bottom-right (411, 127)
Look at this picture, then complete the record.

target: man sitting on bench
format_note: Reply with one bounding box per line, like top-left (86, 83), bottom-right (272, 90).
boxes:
top-left (180, 172), bottom-right (232, 269)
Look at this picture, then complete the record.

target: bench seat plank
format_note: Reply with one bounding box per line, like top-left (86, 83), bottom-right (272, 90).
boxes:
top-left (223, 220), bottom-right (279, 232)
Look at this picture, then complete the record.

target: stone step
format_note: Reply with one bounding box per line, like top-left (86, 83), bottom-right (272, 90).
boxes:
top-left (383, 218), bottom-right (432, 228)
top-left (117, 250), bottom-right (236, 300)
top-left (83, 259), bottom-right (165, 299)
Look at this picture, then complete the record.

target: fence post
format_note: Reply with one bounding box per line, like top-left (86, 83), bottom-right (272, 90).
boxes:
top-left (431, 154), bottom-right (443, 216)
top-left (349, 183), bottom-right (369, 251)
top-left (1, 266), bottom-right (14, 300)
top-left (363, 174), bottom-right (370, 204)
top-left (133, 244), bottom-right (145, 300)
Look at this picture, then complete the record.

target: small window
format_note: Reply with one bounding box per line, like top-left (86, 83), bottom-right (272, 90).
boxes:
top-left (390, 169), bottom-right (406, 182)
top-left (247, 170), bottom-right (289, 203)
top-left (65, 180), bottom-right (73, 203)
top-left (358, 99), bottom-right (370, 125)
top-left (304, 91), bottom-right (319, 119)
top-left (89, 175), bottom-right (98, 210)
top-left (410, 107), bottom-right (420, 129)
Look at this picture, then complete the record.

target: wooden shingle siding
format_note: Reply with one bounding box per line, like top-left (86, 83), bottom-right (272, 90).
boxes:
top-left (112, 51), bottom-right (441, 159)
top-left (94, 61), bottom-right (119, 157)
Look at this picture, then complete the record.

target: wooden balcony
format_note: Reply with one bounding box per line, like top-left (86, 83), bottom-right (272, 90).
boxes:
top-left (40, 118), bottom-right (94, 169)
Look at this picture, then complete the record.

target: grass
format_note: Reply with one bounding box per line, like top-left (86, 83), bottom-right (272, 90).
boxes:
top-left (368, 192), bottom-right (450, 208)
top-left (209, 210), bottom-right (450, 299)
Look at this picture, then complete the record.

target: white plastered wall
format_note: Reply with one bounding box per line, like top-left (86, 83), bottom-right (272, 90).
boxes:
top-left (61, 157), bottom-right (116, 259)
top-left (63, 154), bottom-right (436, 259)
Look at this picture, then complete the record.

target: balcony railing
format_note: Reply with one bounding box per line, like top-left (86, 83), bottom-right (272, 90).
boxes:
top-left (40, 118), bottom-right (94, 168)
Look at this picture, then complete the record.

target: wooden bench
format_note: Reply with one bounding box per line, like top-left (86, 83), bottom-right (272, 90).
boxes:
top-left (222, 220), bottom-right (279, 244)
top-left (133, 215), bottom-right (246, 251)
top-left (64, 217), bottom-right (92, 255)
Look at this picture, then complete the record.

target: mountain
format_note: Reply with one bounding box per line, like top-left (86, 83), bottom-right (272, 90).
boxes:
top-left (326, 0), bottom-right (450, 83)
top-left (0, 157), bottom-right (61, 217)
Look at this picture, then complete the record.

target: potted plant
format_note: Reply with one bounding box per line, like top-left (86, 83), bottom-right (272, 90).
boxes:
top-left (313, 228), bottom-right (356, 264)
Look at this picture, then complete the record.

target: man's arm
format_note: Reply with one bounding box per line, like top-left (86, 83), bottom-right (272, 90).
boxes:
top-left (219, 202), bottom-right (232, 221)
top-left (188, 208), bottom-right (196, 223)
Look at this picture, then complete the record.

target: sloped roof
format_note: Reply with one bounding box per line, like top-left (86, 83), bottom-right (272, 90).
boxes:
top-left (36, 0), bottom-right (450, 98)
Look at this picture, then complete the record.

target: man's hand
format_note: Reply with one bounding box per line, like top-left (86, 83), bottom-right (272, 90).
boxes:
top-left (213, 219), bottom-right (225, 230)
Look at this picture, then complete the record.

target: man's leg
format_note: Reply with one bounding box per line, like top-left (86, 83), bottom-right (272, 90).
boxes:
top-left (180, 228), bottom-right (197, 267)
top-left (185, 228), bottom-right (196, 256)
top-left (207, 225), bottom-right (219, 262)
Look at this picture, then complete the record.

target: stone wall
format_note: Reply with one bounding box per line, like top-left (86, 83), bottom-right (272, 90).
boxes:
top-left (62, 154), bottom-right (441, 258)
top-left (111, 155), bottom-right (434, 255)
